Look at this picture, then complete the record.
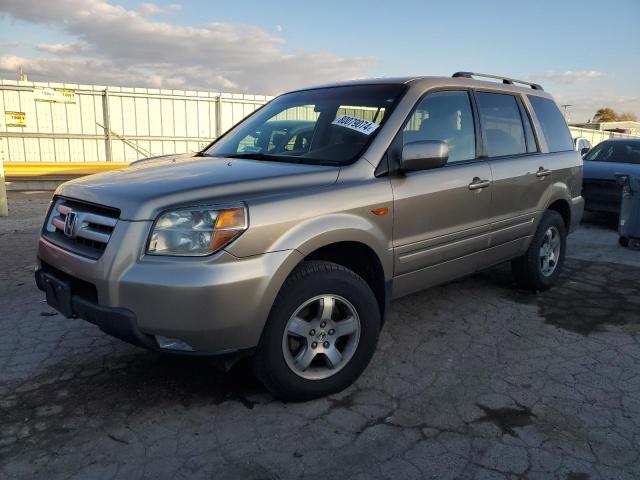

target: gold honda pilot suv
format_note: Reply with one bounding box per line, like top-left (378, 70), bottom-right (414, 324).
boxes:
top-left (36, 72), bottom-right (584, 400)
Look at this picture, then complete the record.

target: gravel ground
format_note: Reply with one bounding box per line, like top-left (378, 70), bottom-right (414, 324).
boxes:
top-left (1, 191), bottom-right (639, 480)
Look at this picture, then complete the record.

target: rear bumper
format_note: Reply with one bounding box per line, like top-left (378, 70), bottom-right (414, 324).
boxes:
top-left (570, 195), bottom-right (585, 233)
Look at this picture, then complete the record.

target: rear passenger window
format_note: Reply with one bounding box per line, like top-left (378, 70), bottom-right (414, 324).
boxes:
top-left (476, 92), bottom-right (526, 157)
top-left (403, 91), bottom-right (476, 163)
top-left (528, 96), bottom-right (573, 153)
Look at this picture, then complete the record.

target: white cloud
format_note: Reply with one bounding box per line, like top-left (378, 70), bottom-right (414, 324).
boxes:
top-left (139, 2), bottom-right (181, 16)
top-left (536, 70), bottom-right (606, 84)
top-left (36, 43), bottom-right (89, 56)
top-left (0, 0), bottom-right (373, 93)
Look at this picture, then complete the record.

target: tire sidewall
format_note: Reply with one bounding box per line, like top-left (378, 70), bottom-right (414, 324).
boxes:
top-left (530, 211), bottom-right (567, 289)
top-left (257, 263), bottom-right (380, 400)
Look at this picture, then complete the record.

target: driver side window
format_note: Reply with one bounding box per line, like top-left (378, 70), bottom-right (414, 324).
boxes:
top-left (403, 91), bottom-right (476, 163)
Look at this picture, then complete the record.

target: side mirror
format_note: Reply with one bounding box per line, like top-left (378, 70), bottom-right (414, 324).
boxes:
top-left (580, 147), bottom-right (590, 156)
top-left (400, 140), bottom-right (449, 172)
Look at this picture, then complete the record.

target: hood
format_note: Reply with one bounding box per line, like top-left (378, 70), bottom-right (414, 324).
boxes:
top-left (583, 160), bottom-right (640, 182)
top-left (57, 154), bottom-right (340, 220)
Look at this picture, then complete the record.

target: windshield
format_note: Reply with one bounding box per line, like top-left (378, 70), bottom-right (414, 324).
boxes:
top-left (584, 140), bottom-right (640, 165)
top-left (204, 84), bottom-right (406, 166)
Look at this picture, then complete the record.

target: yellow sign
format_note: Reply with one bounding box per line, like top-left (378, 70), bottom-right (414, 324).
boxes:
top-left (34, 87), bottom-right (76, 104)
top-left (5, 111), bottom-right (26, 127)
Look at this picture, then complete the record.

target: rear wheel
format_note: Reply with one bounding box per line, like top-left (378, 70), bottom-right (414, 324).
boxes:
top-left (511, 210), bottom-right (567, 291)
top-left (252, 260), bottom-right (380, 401)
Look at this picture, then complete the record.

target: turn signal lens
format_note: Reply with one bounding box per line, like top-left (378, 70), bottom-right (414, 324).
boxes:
top-left (210, 230), bottom-right (242, 251)
top-left (211, 207), bottom-right (247, 251)
top-left (215, 207), bottom-right (246, 229)
top-left (371, 207), bottom-right (389, 216)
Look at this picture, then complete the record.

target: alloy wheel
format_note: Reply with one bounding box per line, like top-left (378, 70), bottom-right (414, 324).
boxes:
top-left (281, 294), bottom-right (361, 380)
top-left (539, 226), bottom-right (561, 277)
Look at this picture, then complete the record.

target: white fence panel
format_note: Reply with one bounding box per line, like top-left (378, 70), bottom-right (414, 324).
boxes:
top-left (0, 79), bottom-right (274, 163)
top-left (569, 126), bottom-right (638, 146)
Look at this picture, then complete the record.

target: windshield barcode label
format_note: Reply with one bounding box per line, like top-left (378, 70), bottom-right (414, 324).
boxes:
top-left (331, 115), bottom-right (380, 135)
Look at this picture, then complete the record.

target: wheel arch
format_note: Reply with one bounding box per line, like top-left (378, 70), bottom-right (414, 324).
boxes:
top-left (303, 241), bottom-right (389, 324)
top-left (547, 198), bottom-right (571, 230)
top-left (545, 182), bottom-right (574, 230)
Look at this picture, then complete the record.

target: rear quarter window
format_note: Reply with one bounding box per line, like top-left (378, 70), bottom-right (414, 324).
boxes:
top-left (528, 96), bottom-right (573, 153)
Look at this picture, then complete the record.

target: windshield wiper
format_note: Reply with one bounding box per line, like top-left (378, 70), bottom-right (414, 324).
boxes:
top-left (224, 152), bottom-right (279, 160)
top-left (224, 152), bottom-right (294, 162)
top-left (223, 152), bottom-right (341, 167)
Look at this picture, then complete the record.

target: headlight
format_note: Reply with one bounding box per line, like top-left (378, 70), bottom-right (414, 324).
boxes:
top-left (147, 204), bottom-right (248, 256)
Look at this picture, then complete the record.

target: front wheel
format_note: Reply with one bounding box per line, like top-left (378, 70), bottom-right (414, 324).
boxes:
top-left (252, 260), bottom-right (381, 401)
top-left (511, 210), bottom-right (567, 291)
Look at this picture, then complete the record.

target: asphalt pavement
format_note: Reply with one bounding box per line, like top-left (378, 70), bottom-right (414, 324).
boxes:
top-left (1, 192), bottom-right (639, 480)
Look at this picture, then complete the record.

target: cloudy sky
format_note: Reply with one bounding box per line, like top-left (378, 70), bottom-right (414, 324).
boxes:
top-left (0, 0), bottom-right (638, 122)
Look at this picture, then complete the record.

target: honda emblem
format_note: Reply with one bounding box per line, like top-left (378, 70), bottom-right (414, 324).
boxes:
top-left (64, 211), bottom-right (79, 238)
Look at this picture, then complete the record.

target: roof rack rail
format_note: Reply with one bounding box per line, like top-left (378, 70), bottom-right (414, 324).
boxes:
top-left (452, 72), bottom-right (543, 91)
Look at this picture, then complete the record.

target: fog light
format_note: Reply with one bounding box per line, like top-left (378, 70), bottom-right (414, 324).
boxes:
top-left (155, 336), bottom-right (194, 352)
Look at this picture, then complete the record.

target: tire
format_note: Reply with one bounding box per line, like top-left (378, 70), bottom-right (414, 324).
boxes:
top-left (628, 238), bottom-right (640, 251)
top-left (619, 236), bottom-right (629, 247)
top-left (511, 210), bottom-right (567, 291)
top-left (252, 260), bottom-right (380, 401)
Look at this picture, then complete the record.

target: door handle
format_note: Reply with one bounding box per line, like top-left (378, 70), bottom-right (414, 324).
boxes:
top-left (536, 167), bottom-right (552, 178)
top-left (468, 178), bottom-right (491, 190)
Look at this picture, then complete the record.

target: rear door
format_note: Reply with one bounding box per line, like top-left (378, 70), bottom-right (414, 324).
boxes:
top-left (391, 90), bottom-right (493, 297)
top-left (474, 91), bottom-right (551, 266)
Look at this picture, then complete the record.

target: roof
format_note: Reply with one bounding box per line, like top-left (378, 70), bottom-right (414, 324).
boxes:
top-left (289, 75), bottom-right (552, 98)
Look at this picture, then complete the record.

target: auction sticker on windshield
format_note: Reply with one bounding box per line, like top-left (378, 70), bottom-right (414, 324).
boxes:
top-left (332, 115), bottom-right (380, 135)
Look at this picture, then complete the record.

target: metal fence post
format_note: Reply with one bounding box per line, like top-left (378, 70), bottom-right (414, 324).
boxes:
top-left (215, 94), bottom-right (222, 138)
top-left (102, 88), bottom-right (113, 162)
top-left (0, 141), bottom-right (8, 216)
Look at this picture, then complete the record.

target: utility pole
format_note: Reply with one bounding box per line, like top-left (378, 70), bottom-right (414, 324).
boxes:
top-left (18, 65), bottom-right (27, 81)
top-left (561, 104), bottom-right (572, 121)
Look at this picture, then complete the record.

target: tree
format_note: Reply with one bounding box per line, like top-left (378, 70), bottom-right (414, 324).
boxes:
top-left (592, 108), bottom-right (638, 123)
top-left (593, 108), bottom-right (618, 122)
top-left (618, 112), bottom-right (638, 122)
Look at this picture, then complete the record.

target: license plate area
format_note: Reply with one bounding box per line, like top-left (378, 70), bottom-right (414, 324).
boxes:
top-left (41, 273), bottom-right (73, 317)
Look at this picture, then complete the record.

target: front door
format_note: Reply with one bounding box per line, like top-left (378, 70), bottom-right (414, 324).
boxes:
top-left (391, 90), bottom-right (492, 298)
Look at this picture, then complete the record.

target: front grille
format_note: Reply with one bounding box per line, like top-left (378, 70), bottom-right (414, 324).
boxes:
top-left (42, 197), bottom-right (120, 259)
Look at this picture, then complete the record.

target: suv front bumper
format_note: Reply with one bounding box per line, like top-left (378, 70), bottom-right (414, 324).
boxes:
top-left (37, 232), bottom-right (303, 355)
top-left (36, 268), bottom-right (157, 350)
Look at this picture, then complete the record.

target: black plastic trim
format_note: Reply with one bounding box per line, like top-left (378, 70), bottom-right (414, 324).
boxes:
top-left (515, 95), bottom-right (540, 153)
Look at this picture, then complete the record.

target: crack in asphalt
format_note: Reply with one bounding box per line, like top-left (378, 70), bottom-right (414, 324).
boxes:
top-left (473, 402), bottom-right (537, 437)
